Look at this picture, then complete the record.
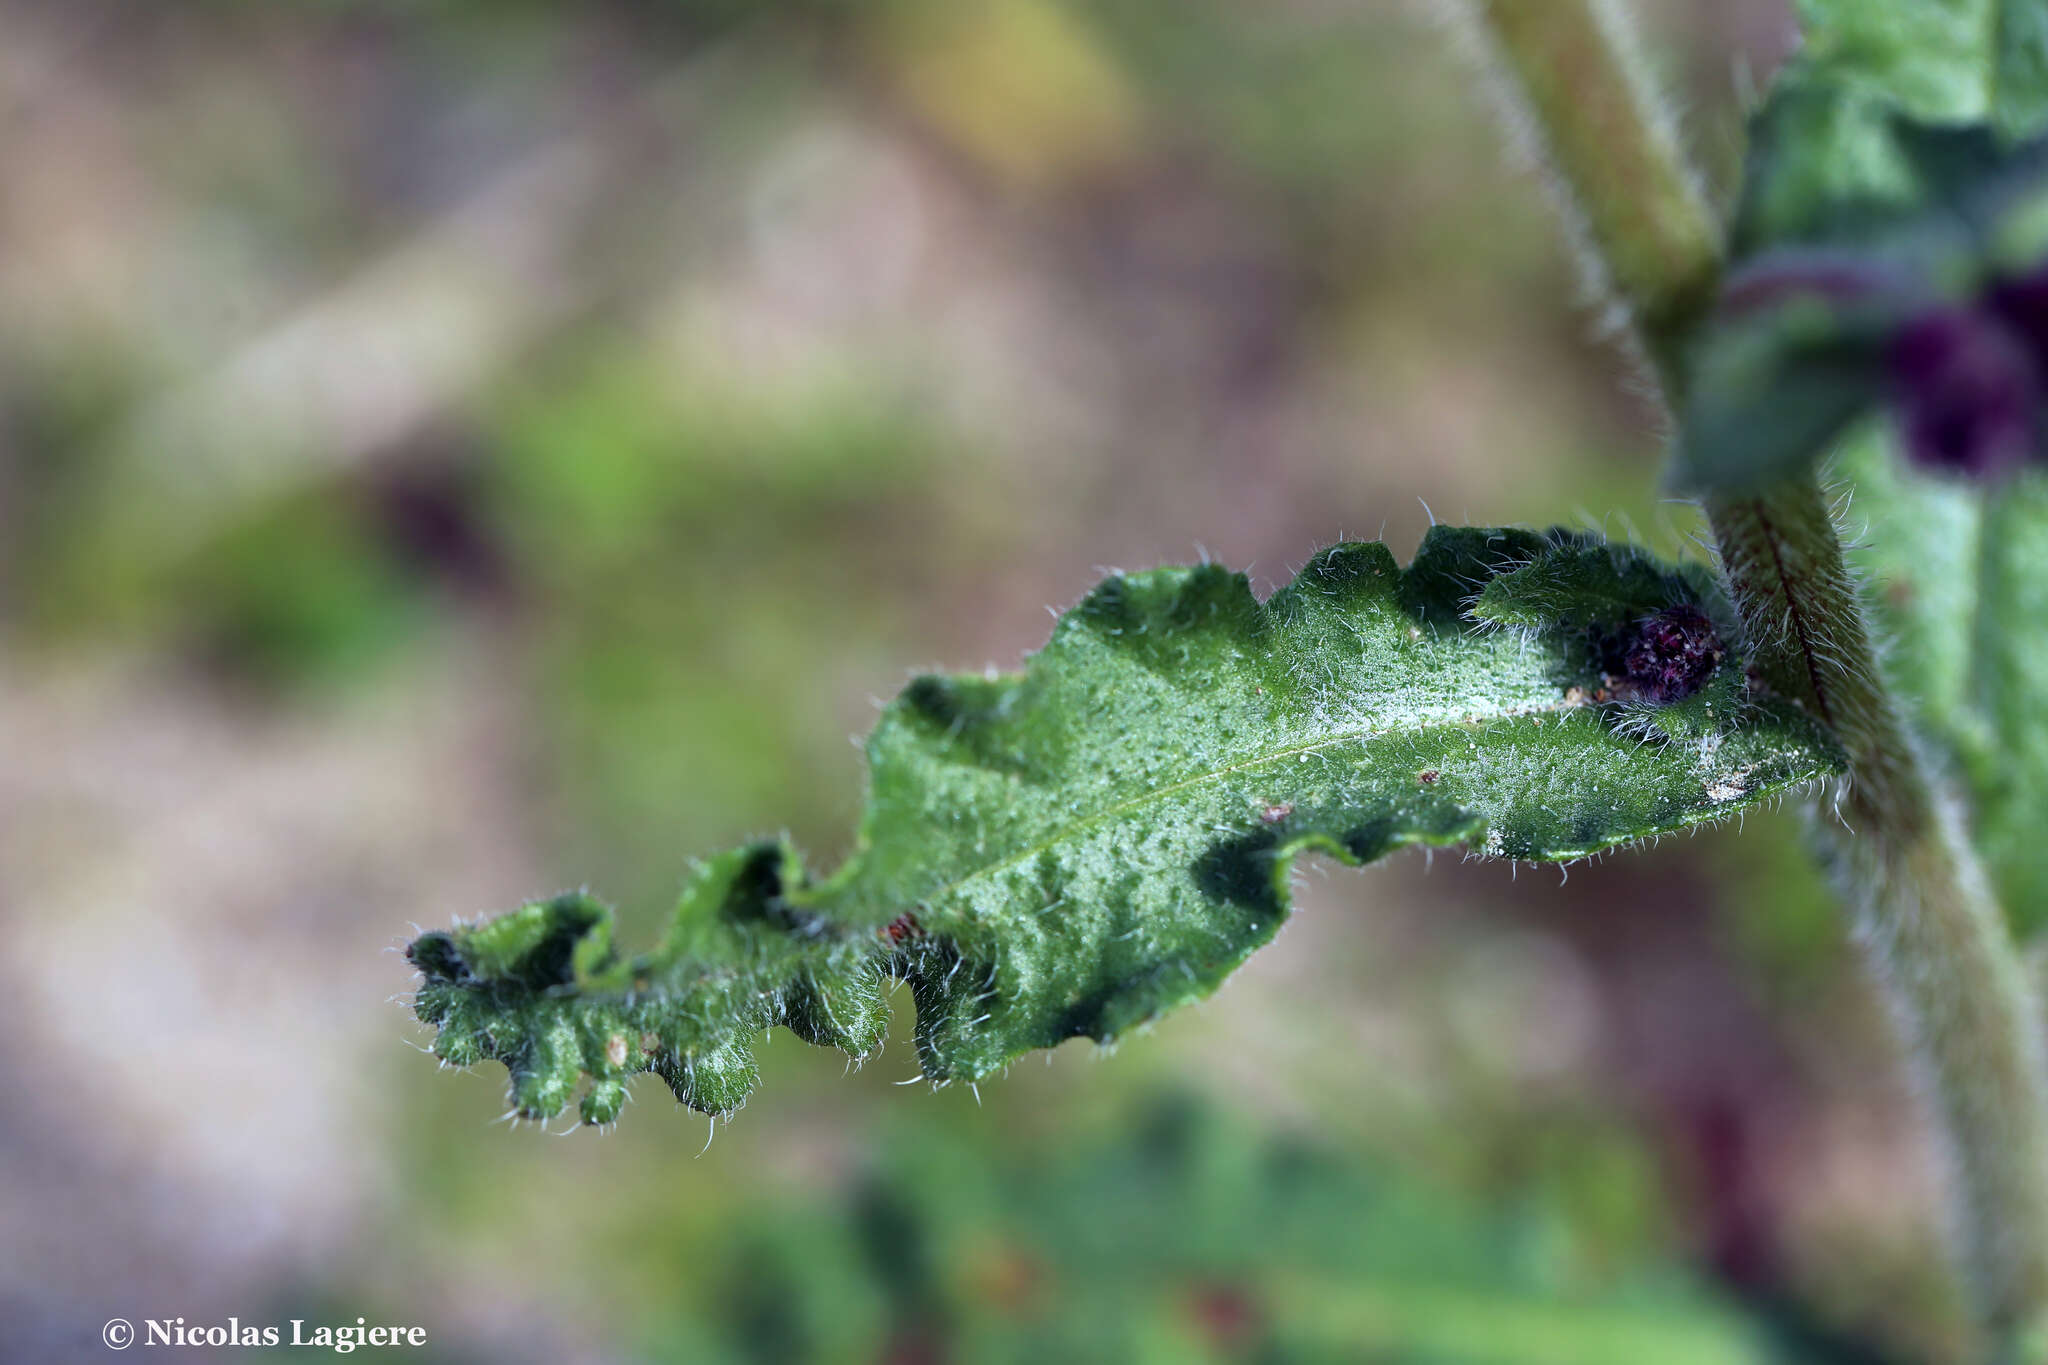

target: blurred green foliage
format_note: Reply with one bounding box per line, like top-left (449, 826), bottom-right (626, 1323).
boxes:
top-left (638, 1096), bottom-right (1838, 1365)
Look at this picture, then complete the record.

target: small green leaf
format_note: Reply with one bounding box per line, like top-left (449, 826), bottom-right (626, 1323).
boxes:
top-left (408, 531), bottom-right (1843, 1126)
top-left (1469, 532), bottom-right (1720, 629)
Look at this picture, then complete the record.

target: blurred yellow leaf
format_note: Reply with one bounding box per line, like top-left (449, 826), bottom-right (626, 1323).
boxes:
top-left (874, 0), bottom-right (1140, 190)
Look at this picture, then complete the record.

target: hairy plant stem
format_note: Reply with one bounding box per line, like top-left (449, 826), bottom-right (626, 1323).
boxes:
top-left (1451, 0), bottom-right (1719, 389)
top-left (1714, 485), bottom-right (2048, 1348)
top-left (1457, 0), bottom-right (2048, 1347)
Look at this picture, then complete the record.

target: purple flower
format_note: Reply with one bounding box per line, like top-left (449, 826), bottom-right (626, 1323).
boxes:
top-left (1619, 605), bottom-right (1724, 705)
top-left (1887, 305), bottom-right (2038, 476)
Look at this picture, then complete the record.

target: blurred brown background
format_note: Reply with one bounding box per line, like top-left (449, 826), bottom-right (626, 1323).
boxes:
top-left (0, 2), bottom-right (1965, 1362)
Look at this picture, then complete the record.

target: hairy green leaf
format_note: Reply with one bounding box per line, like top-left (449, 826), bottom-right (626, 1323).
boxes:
top-left (1467, 536), bottom-right (1718, 630)
top-left (408, 530), bottom-right (1842, 1126)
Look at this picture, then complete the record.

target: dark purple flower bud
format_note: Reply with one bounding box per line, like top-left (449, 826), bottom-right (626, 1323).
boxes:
top-left (1619, 605), bottom-right (1723, 706)
top-left (1887, 306), bottom-right (2038, 476)
top-left (1988, 265), bottom-right (2048, 358)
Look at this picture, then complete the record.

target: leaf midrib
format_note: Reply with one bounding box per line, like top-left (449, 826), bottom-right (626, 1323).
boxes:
top-left (902, 691), bottom-right (1596, 914)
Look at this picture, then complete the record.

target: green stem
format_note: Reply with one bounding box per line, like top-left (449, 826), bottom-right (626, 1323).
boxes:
top-left (1455, 0), bottom-right (2048, 1347)
top-left (1713, 485), bottom-right (2048, 1349)
top-left (1455, 0), bottom-right (1719, 390)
